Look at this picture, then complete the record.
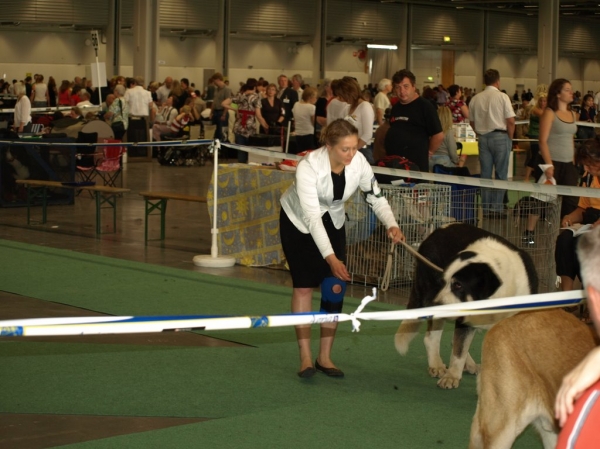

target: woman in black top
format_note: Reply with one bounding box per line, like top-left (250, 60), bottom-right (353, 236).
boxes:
top-left (260, 83), bottom-right (284, 134)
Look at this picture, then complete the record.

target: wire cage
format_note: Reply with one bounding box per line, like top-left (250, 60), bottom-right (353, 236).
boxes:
top-left (345, 182), bottom-right (561, 300)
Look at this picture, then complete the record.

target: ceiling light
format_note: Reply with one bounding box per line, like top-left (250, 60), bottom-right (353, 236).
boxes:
top-left (367, 44), bottom-right (398, 50)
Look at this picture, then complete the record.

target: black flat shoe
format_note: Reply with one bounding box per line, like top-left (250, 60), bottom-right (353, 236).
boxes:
top-left (297, 366), bottom-right (316, 378)
top-left (315, 359), bottom-right (344, 377)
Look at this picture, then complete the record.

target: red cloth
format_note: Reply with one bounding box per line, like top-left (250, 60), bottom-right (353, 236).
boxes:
top-left (239, 110), bottom-right (256, 127)
top-left (556, 379), bottom-right (600, 449)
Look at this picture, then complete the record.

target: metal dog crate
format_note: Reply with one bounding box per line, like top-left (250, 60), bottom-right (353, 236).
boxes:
top-left (345, 181), bottom-right (561, 300)
top-left (345, 183), bottom-right (452, 297)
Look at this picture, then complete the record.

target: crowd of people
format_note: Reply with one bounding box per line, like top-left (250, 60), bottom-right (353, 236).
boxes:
top-left (3, 67), bottom-right (600, 442)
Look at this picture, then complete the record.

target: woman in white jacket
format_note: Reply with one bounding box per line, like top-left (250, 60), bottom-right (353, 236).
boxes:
top-left (280, 119), bottom-right (404, 378)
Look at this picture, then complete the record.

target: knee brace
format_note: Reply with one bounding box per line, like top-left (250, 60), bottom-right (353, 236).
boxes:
top-left (320, 277), bottom-right (347, 313)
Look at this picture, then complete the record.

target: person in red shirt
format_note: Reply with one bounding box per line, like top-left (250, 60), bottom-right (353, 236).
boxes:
top-left (555, 223), bottom-right (600, 448)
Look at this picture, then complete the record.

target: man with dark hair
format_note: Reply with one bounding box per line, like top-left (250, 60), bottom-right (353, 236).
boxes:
top-left (179, 78), bottom-right (191, 107)
top-left (384, 69), bottom-right (444, 172)
top-left (469, 69), bottom-right (515, 218)
top-left (209, 73), bottom-right (232, 142)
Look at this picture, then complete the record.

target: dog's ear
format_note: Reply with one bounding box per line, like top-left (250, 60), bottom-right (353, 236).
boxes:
top-left (452, 263), bottom-right (501, 301)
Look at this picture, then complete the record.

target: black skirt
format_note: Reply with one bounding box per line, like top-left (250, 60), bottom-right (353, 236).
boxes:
top-left (280, 208), bottom-right (346, 288)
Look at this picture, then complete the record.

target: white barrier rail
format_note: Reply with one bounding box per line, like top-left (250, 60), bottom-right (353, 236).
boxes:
top-left (0, 289), bottom-right (585, 337)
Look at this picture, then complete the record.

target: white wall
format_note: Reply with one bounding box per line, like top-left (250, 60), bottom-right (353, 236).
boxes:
top-left (411, 49), bottom-right (442, 88)
top-left (583, 59), bottom-right (600, 94)
top-left (557, 57), bottom-right (583, 93)
top-left (454, 51), bottom-right (478, 90)
top-left (1, 29), bottom-right (599, 96)
top-left (228, 39), bottom-right (315, 90)
top-left (0, 30), bottom-right (107, 82)
top-left (324, 45), bottom-right (370, 86)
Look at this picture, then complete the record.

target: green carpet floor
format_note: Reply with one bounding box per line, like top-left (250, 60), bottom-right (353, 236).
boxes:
top-left (0, 239), bottom-right (542, 448)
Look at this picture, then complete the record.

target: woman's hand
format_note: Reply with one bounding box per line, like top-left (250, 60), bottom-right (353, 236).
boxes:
top-left (544, 165), bottom-right (554, 180)
top-left (561, 215), bottom-right (574, 228)
top-left (387, 226), bottom-right (405, 243)
top-left (325, 255), bottom-right (351, 281)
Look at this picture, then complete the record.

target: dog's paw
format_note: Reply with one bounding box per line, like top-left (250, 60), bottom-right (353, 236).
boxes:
top-left (437, 374), bottom-right (461, 389)
top-left (428, 365), bottom-right (447, 378)
top-left (464, 361), bottom-right (480, 375)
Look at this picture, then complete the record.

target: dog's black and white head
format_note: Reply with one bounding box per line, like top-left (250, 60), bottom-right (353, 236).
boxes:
top-left (434, 237), bottom-right (533, 307)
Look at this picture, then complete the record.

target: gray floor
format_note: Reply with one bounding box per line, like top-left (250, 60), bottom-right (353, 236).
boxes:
top-left (0, 156), bottom-right (401, 306)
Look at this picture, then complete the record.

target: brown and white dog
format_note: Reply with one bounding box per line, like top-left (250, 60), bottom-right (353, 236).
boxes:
top-left (394, 223), bottom-right (538, 389)
top-left (469, 309), bottom-right (597, 449)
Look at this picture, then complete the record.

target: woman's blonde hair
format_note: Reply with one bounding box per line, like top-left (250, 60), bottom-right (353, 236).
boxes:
top-left (437, 106), bottom-right (453, 133)
top-left (319, 119), bottom-right (358, 146)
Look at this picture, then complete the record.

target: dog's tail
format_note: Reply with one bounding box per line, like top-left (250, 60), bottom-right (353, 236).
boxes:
top-left (394, 320), bottom-right (422, 355)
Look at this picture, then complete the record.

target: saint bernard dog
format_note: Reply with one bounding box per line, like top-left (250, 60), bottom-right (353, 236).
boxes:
top-left (470, 309), bottom-right (597, 449)
top-left (394, 223), bottom-right (538, 389)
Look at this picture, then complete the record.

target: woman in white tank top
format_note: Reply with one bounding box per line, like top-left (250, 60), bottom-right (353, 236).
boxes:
top-left (31, 74), bottom-right (49, 108)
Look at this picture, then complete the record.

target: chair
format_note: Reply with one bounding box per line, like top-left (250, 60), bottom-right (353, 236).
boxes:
top-left (75, 131), bottom-right (99, 194)
top-left (95, 139), bottom-right (125, 187)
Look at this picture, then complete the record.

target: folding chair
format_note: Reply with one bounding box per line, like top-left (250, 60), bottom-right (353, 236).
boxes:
top-left (75, 131), bottom-right (99, 196)
top-left (95, 139), bottom-right (125, 187)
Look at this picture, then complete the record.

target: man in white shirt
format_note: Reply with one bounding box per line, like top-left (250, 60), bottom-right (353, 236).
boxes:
top-left (291, 74), bottom-right (304, 98)
top-left (469, 69), bottom-right (516, 218)
top-left (76, 90), bottom-right (94, 108)
top-left (156, 77), bottom-right (173, 106)
top-left (124, 77), bottom-right (154, 153)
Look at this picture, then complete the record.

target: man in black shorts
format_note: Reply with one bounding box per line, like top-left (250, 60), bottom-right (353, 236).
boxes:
top-left (384, 69), bottom-right (444, 172)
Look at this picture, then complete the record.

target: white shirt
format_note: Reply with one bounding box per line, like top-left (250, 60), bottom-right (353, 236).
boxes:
top-left (32, 83), bottom-right (48, 102)
top-left (280, 147), bottom-right (398, 258)
top-left (373, 92), bottom-right (391, 112)
top-left (76, 100), bottom-right (94, 108)
top-left (326, 98), bottom-right (350, 124)
top-left (469, 86), bottom-right (515, 135)
top-left (14, 96), bottom-right (32, 127)
top-left (345, 101), bottom-right (374, 146)
top-left (292, 102), bottom-right (315, 135)
top-left (124, 85), bottom-right (152, 117)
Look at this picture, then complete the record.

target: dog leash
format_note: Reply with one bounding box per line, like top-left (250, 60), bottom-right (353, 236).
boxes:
top-left (380, 240), bottom-right (444, 292)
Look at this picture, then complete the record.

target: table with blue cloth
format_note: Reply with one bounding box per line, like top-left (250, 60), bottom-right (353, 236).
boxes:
top-left (207, 164), bottom-right (294, 266)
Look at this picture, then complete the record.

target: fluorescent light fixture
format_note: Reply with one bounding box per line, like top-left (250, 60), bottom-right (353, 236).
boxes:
top-left (367, 44), bottom-right (398, 50)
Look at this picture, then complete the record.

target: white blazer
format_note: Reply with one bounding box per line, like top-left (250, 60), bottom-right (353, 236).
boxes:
top-left (280, 146), bottom-right (398, 259)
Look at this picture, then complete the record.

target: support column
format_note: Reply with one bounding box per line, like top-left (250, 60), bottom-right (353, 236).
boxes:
top-left (537, 0), bottom-right (559, 86)
top-left (475, 11), bottom-right (486, 91)
top-left (395, 3), bottom-right (409, 70)
top-left (132, 0), bottom-right (159, 83)
top-left (312, 0), bottom-right (325, 82)
top-left (106, 0), bottom-right (121, 78)
top-left (214, 0), bottom-right (229, 76)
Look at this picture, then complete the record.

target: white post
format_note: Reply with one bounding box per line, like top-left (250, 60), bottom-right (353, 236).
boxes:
top-left (91, 30), bottom-right (102, 105)
top-left (193, 140), bottom-right (236, 268)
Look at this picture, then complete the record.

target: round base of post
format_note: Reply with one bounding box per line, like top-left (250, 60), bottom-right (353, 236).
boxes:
top-left (192, 255), bottom-right (236, 268)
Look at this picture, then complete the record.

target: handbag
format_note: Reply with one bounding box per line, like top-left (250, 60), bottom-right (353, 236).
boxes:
top-left (111, 120), bottom-right (125, 138)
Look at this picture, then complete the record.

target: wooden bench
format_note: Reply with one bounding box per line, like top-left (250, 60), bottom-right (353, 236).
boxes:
top-left (139, 191), bottom-right (207, 243)
top-left (15, 180), bottom-right (130, 234)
